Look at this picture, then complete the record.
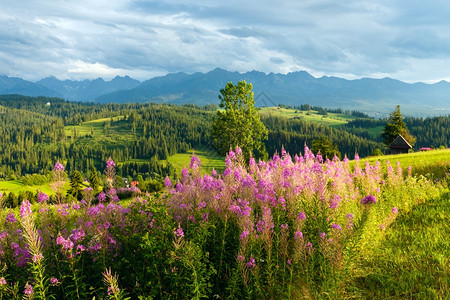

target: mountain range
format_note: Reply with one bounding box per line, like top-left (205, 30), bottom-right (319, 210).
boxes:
top-left (1, 68), bottom-right (450, 117)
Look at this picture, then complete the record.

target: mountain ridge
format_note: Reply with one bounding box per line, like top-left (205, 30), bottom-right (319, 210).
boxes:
top-left (1, 69), bottom-right (450, 116)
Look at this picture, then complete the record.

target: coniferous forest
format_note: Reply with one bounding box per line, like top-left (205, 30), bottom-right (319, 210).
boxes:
top-left (0, 94), bottom-right (449, 183)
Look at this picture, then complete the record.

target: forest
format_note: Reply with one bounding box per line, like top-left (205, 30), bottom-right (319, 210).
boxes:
top-left (0, 94), bottom-right (448, 184)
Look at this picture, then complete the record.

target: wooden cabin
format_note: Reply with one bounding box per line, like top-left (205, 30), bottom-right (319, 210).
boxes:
top-left (388, 135), bottom-right (412, 154)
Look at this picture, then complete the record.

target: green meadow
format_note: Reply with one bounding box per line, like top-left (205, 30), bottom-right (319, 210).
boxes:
top-left (355, 149), bottom-right (450, 179)
top-left (166, 146), bottom-right (225, 175)
top-left (64, 116), bottom-right (126, 138)
top-left (259, 106), bottom-right (357, 127)
top-left (0, 180), bottom-right (70, 196)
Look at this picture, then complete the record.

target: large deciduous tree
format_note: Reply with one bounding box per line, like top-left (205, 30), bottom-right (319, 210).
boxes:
top-left (212, 80), bottom-right (268, 161)
top-left (381, 105), bottom-right (416, 146)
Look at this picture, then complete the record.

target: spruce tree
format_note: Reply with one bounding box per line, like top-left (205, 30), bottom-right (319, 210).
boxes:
top-left (68, 170), bottom-right (83, 200)
top-left (382, 105), bottom-right (416, 146)
top-left (89, 168), bottom-right (100, 191)
top-left (311, 136), bottom-right (341, 159)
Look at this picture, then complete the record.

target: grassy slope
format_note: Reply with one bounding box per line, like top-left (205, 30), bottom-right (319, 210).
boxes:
top-left (259, 106), bottom-right (359, 127)
top-left (347, 149), bottom-right (450, 298)
top-left (64, 116), bottom-right (125, 138)
top-left (166, 146), bottom-right (225, 175)
top-left (354, 149), bottom-right (450, 179)
top-left (0, 180), bottom-right (71, 195)
top-left (352, 191), bottom-right (449, 298)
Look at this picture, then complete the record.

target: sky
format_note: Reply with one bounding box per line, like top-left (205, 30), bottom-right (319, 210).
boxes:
top-left (1, 0), bottom-right (450, 83)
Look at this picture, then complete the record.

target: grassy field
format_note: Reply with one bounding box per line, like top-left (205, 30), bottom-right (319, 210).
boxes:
top-left (354, 149), bottom-right (450, 179)
top-left (351, 191), bottom-right (449, 298)
top-left (0, 180), bottom-right (71, 195)
top-left (64, 116), bottom-right (126, 138)
top-left (259, 106), bottom-right (359, 127)
top-left (166, 146), bottom-right (225, 175)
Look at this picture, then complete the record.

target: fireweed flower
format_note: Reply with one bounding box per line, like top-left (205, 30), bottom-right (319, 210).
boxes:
top-left (32, 253), bottom-right (43, 262)
top-left (106, 158), bottom-right (116, 169)
top-left (24, 282), bottom-right (33, 295)
top-left (329, 194), bottom-right (341, 209)
top-left (53, 161), bottom-right (65, 171)
top-left (189, 155), bottom-right (202, 170)
top-left (181, 168), bottom-right (189, 179)
top-left (37, 192), bottom-right (49, 203)
top-left (164, 176), bottom-right (173, 188)
top-left (235, 146), bottom-right (242, 156)
top-left (294, 231), bottom-right (303, 240)
top-left (319, 232), bottom-right (327, 238)
top-left (70, 228), bottom-right (86, 243)
top-left (331, 223), bottom-right (342, 231)
top-left (247, 256), bottom-right (256, 269)
top-left (5, 213), bottom-right (18, 223)
top-left (392, 207), bottom-right (398, 214)
top-left (20, 200), bottom-right (32, 218)
top-left (174, 227), bottom-right (184, 237)
top-left (361, 195), bottom-right (377, 205)
top-left (50, 277), bottom-right (59, 286)
top-left (0, 277), bottom-right (6, 285)
top-left (240, 230), bottom-right (249, 241)
top-left (98, 192), bottom-right (106, 202)
top-left (297, 212), bottom-right (306, 221)
top-left (56, 235), bottom-right (74, 251)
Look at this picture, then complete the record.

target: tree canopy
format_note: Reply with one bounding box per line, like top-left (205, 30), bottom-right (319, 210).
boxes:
top-left (211, 80), bottom-right (268, 161)
top-left (311, 136), bottom-right (341, 159)
top-left (381, 105), bottom-right (416, 146)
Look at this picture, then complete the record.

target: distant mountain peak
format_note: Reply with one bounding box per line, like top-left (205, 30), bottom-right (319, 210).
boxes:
top-left (1, 70), bottom-right (450, 116)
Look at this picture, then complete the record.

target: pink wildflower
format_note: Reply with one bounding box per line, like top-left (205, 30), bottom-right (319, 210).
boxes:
top-left (50, 277), bottom-right (59, 286)
top-left (20, 200), bottom-right (32, 218)
top-left (174, 227), bottom-right (184, 237)
top-left (361, 195), bottom-right (377, 205)
top-left (247, 256), bottom-right (256, 269)
top-left (53, 161), bottom-right (65, 171)
top-left (24, 283), bottom-right (33, 295)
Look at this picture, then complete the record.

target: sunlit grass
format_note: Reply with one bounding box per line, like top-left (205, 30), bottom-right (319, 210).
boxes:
top-left (259, 106), bottom-right (357, 127)
top-left (166, 146), bottom-right (224, 175)
top-left (350, 191), bottom-right (450, 298)
top-left (0, 180), bottom-right (71, 195)
top-left (64, 116), bottom-right (125, 138)
top-left (353, 149), bottom-right (450, 178)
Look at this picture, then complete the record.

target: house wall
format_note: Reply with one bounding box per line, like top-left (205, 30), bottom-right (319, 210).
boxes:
top-left (389, 148), bottom-right (409, 155)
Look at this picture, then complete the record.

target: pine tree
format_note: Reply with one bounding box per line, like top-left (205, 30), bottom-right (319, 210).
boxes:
top-left (68, 170), bottom-right (83, 200)
top-left (89, 168), bottom-right (100, 191)
top-left (311, 136), bottom-right (341, 159)
top-left (382, 105), bottom-right (416, 146)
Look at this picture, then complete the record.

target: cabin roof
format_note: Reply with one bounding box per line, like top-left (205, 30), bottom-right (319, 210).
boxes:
top-left (388, 134), bottom-right (413, 149)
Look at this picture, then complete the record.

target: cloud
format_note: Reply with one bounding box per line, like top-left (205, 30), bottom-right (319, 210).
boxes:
top-left (0, 0), bottom-right (450, 82)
